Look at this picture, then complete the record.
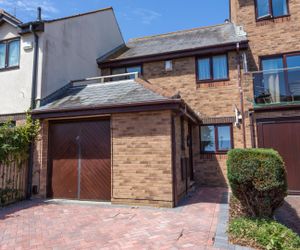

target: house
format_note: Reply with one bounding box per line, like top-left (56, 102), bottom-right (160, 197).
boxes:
top-left (3, 0), bottom-right (300, 208)
top-left (31, 20), bottom-right (248, 207)
top-left (0, 7), bottom-right (124, 123)
top-left (230, 0), bottom-right (300, 195)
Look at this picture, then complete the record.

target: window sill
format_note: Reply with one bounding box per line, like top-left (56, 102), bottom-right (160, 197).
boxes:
top-left (196, 80), bottom-right (231, 88)
top-left (0, 66), bottom-right (20, 72)
top-left (200, 151), bottom-right (229, 155)
top-left (197, 78), bottom-right (229, 84)
top-left (256, 15), bottom-right (290, 24)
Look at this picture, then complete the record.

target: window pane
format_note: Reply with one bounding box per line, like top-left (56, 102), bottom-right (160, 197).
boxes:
top-left (198, 58), bottom-right (211, 80)
top-left (111, 67), bottom-right (126, 80)
top-left (272, 0), bottom-right (288, 17)
top-left (286, 55), bottom-right (300, 100)
top-left (257, 0), bottom-right (271, 18)
top-left (201, 126), bottom-right (216, 152)
top-left (8, 40), bottom-right (20, 67)
top-left (217, 126), bottom-right (232, 151)
top-left (126, 66), bottom-right (142, 79)
top-left (111, 67), bottom-right (126, 75)
top-left (213, 55), bottom-right (228, 79)
top-left (261, 57), bottom-right (286, 102)
top-left (0, 43), bottom-right (6, 69)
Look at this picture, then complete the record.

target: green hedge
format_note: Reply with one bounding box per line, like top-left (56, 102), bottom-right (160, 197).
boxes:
top-left (229, 217), bottom-right (300, 250)
top-left (227, 149), bottom-right (287, 218)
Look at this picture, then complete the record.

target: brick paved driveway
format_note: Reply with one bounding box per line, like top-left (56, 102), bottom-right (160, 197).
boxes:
top-left (0, 188), bottom-right (227, 250)
top-left (275, 195), bottom-right (300, 236)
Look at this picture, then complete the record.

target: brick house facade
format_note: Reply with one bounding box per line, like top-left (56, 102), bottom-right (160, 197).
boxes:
top-left (98, 0), bottom-right (300, 196)
top-left (30, 0), bottom-right (300, 206)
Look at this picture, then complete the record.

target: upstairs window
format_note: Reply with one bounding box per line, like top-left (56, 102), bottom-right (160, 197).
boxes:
top-left (200, 124), bottom-right (233, 153)
top-left (197, 54), bottom-right (228, 82)
top-left (256, 0), bottom-right (289, 20)
top-left (111, 65), bottom-right (142, 80)
top-left (0, 39), bottom-right (20, 70)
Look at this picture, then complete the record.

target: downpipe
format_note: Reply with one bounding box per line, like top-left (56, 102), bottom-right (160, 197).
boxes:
top-left (26, 24), bottom-right (40, 199)
top-left (236, 43), bottom-right (247, 148)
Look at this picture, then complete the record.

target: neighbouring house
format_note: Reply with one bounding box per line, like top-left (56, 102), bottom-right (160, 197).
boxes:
top-left (3, 0), bottom-right (300, 208)
top-left (0, 7), bottom-right (124, 121)
top-left (0, 7), bottom-right (124, 201)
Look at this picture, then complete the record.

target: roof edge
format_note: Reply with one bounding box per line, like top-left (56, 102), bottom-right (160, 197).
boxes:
top-left (0, 10), bottom-right (22, 27)
top-left (45, 7), bottom-right (113, 23)
top-left (32, 99), bottom-right (200, 124)
top-left (97, 43), bottom-right (127, 63)
top-left (98, 40), bottom-right (249, 67)
top-left (32, 99), bottom-right (181, 117)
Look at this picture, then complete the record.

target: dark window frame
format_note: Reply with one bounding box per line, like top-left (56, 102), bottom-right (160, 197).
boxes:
top-left (259, 51), bottom-right (300, 99)
top-left (200, 124), bottom-right (234, 154)
top-left (254, 0), bottom-right (290, 21)
top-left (196, 53), bottom-right (229, 83)
top-left (0, 37), bottom-right (21, 72)
top-left (110, 64), bottom-right (143, 76)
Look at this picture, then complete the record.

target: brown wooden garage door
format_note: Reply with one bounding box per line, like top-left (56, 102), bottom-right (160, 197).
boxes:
top-left (48, 119), bottom-right (111, 201)
top-left (257, 120), bottom-right (300, 194)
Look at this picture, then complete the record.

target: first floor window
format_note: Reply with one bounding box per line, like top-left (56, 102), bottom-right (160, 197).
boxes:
top-left (111, 65), bottom-right (142, 80)
top-left (200, 124), bottom-right (233, 153)
top-left (0, 38), bottom-right (20, 70)
top-left (197, 54), bottom-right (228, 82)
top-left (256, 0), bottom-right (288, 20)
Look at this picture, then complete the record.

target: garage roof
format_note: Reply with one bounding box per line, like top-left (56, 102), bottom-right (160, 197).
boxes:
top-left (36, 79), bottom-right (173, 112)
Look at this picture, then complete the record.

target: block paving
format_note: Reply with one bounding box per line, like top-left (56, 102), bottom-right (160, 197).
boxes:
top-left (0, 188), bottom-right (227, 250)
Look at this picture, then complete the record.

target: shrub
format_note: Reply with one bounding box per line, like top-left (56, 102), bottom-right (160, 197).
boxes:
top-left (227, 148), bottom-right (287, 218)
top-left (0, 114), bottom-right (40, 166)
top-left (229, 217), bottom-right (300, 250)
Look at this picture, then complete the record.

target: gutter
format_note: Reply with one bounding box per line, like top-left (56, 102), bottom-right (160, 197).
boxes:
top-left (31, 99), bottom-right (201, 124)
top-left (236, 42), bottom-right (247, 148)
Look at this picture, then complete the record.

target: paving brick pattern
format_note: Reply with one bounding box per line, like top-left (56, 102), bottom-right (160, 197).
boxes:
top-left (275, 196), bottom-right (300, 236)
top-left (0, 188), bottom-right (227, 250)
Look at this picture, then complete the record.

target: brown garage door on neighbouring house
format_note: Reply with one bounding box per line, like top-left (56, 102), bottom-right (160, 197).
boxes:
top-left (48, 118), bottom-right (111, 201)
top-left (257, 120), bottom-right (300, 194)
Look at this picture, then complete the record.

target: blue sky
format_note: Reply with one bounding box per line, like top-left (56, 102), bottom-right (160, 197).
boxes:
top-left (0, 0), bottom-right (229, 41)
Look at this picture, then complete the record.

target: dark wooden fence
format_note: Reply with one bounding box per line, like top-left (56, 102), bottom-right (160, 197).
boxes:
top-left (0, 161), bottom-right (28, 206)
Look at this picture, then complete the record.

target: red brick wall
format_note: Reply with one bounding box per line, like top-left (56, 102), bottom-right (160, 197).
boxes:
top-left (32, 120), bottom-right (49, 198)
top-left (102, 52), bottom-right (248, 187)
top-left (111, 111), bottom-right (174, 207)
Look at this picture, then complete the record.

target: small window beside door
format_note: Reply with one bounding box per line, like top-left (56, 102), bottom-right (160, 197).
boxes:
top-left (0, 38), bottom-right (20, 71)
top-left (255, 0), bottom-right (289, 20)
top-left (200, 124), bottom-right (233, 153)
top-left (197, 54), bottom-right (229, 82)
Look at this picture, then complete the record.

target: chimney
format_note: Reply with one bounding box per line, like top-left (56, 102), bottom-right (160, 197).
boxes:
top-left (37, 7), bottom-right (42, 21)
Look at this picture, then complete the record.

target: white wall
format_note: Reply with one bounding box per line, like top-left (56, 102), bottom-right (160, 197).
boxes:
top-left (0, 23), bottom-right (34, 115)
top-left (38, 9), bottom-right (124, 100)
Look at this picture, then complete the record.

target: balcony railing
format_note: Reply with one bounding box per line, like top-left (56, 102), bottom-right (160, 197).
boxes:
top-left (251, 67), bottom-right (300, 106)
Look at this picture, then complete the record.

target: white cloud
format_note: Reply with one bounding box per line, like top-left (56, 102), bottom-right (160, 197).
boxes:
top-left (131, 8), bottom-right (161, 25)
top-left (0, 0), bottom-right (58, 20)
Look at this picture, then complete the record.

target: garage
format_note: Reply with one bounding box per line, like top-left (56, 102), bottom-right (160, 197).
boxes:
top-left (47, 118), bottom-right (111, 201)
top-left (257, 120), bottom-right (300, 194)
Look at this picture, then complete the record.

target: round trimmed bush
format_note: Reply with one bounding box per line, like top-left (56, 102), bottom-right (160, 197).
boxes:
top-left (227, 148), bottom-right (287, 218)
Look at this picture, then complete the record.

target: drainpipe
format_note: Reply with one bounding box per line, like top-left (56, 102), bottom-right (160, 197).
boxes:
top-left (27, 8), bottom-right (41, 199)
top-left (249, 111), bottom-right (256, 148)
top-left (236, 43), bottom-right (247, 148)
